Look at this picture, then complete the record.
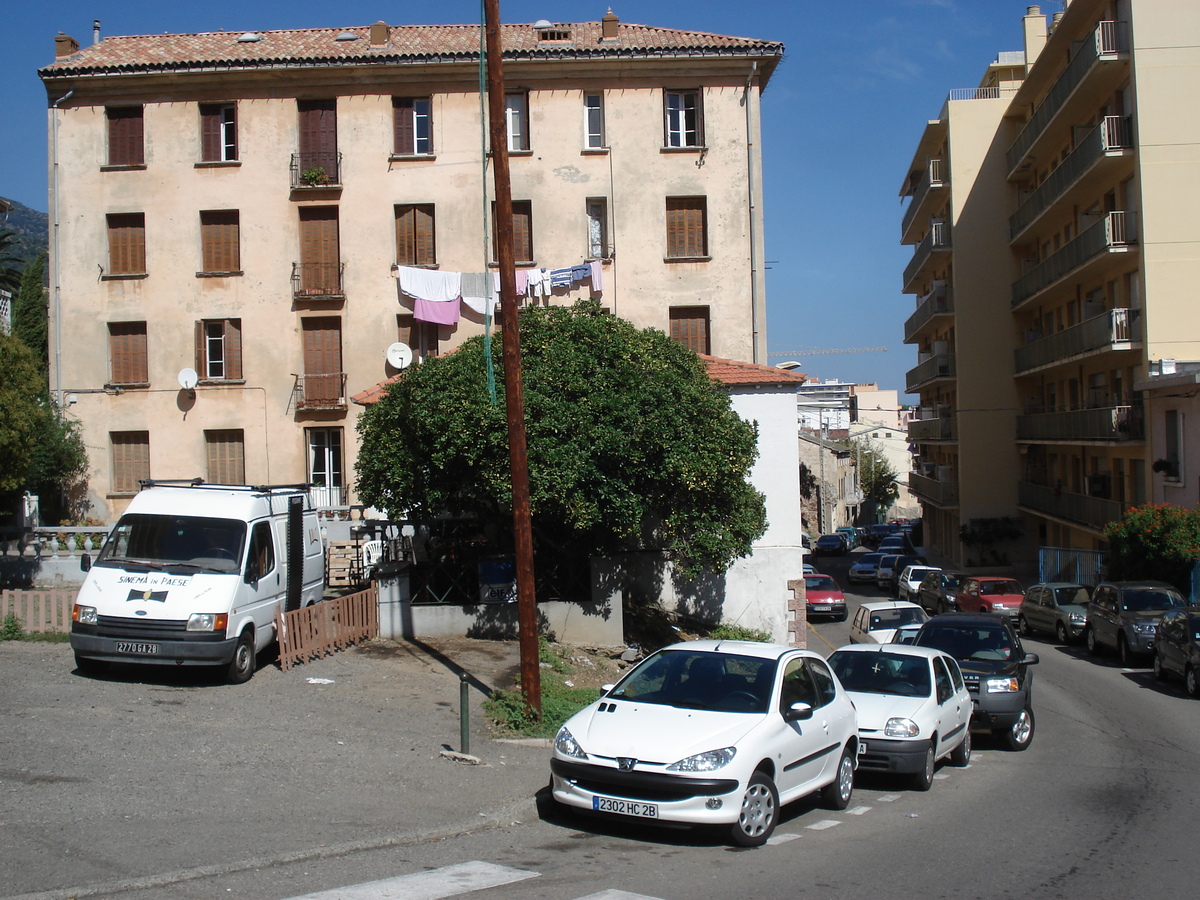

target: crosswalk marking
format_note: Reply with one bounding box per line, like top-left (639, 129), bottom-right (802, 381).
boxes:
top-left (846, 805), bottom-right (872, 815)
top-left (576, 892), bottom-right (669, 900)
top-left (875, 793), bottom-right (902, 802)
top-left (282, 861), bottom-right (538, 900)
top-left (806, 819), bottom-right (841, 830)
top-left (766, 832), bottom-right (803, 845)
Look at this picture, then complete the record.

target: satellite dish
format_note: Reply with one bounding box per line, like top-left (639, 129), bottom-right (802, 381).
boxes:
top-left (177, 368), bottom-right (199, 390)
top-left (385, 342), bottom-right (413, 370)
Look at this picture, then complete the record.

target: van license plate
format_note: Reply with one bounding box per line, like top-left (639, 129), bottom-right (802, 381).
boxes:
top-left (115, 642), bottom-right (160, 654)
top-left (593, 796), bottom-right (658, 818)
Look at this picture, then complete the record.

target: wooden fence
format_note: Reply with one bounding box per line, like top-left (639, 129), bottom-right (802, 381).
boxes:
top-left (1, 590), bottom-right (76, 633)
top-left (276, 585), bottom-right (379, 672)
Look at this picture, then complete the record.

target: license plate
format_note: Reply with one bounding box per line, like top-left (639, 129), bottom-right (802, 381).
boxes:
top-left (813, 605), bottom-right (831, 610)
top-left (115, 642), bottom-right (160, 655)
top-left (593, 795), bottom-right (658, 818)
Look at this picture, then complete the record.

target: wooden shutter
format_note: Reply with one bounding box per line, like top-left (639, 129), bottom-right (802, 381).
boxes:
top-left (512, 201), bottom-right (533, 262)
top-left (200, 104), bottom-right (222, 161)
top-left (107, 106), bottom-right (144, 166)
top-left (109, 322), bottom-right (148, 384)
top-left (669, 307), bottom-right (710, 355)
top-left (395, 204), bottom-right (435, 265)
top-left (393, 98), bottom-right (415, 155)
top-left (299, 207), bottom-right (340, 293)
top-left (200, 210), bottom-right (240, 273)
top-left (298, 99), bottom-right (337, 177)
top-left (666, 198), bottom-right (707, 258)
top-left (224, 319), bottom-right (243, 380)
top-left (111, 431), bottom-right (150, 492)
top-left (302, 317), bottom-right (342, 405)
top-left (205, 430), bottom-right (246, 484)
top-left (107, 213), bottom-right (146, 275)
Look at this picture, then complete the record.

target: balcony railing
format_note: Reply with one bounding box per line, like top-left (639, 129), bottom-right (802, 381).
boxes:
top-left (1018, 481), bottom-right (1122, 533)
top-left (292, 262), bottom-right (346, 298)
top-left (901, 158), bottom-right (946, 239)
top-left (1016, 405), bottom-right (1144, 442)
top-left (291, 151), bottom-right (343, 188)
top-left (903, 220), bottom-right (951, 291)
top-left (1014, 308), bottom-right (1139, 374)
top-left (908, 414), bottom-right (957, 442)
top-left (909, 471), bottom-right (959, 507)
top-left (294, 373), bottom-right (348, 410)
top-left (1011, 211), bottom-right (1134, 308)
top-left (903, 282), bottom-right (953, 343)
top-left (1006, 21), bottom-right (1128, 174)
top-left (1009, 116), bottom-right (1133, 240)
top-left (906, 353), bottom-right (956, 393)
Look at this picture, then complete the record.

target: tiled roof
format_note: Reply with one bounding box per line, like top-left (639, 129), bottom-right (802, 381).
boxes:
top-left (351, 372), bottom-right (405, 407)
top-left (41, 21), bottom-right (783, 78)
top-left (701, 355), bottom-right (809, 387)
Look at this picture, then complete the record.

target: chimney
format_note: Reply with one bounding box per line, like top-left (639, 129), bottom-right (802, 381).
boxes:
top-left (1022, 6), bottom-right (1048, 71)
top-left (55, 33), bottom-right (80, 58)
top-left (369, 21), bottom-right (389, 47)
top-left (93, 19), bottom-right (101, 45)
top-left (602, 9), bottom-right (619, 41)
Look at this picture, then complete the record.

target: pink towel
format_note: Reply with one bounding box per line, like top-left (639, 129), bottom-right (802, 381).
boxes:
top-left (413, 296), bottom-right (461, 325)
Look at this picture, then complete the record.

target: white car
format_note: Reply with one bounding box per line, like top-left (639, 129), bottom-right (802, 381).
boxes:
top-left (550, 640), bottom-right (859, 846)
top-left (849, 601), bottom-right (928, 644)
top-left (847, 553), bottom-right (883, 584)
top-left (827, 644), bottom-right (972, 790)
top-left (897, 565), bottom-right (941, 601)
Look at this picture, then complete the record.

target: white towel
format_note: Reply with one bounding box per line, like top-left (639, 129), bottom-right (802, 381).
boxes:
top-left (397, 266), bottom-right (462, 303)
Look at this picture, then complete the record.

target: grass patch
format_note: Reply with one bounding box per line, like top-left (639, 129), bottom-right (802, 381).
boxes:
top-left (484, 636), bottom-right (603, 738)
top-left (0, 613), bottom-right (70, 643)
top-left (706, 623), bottom-right (772, 643)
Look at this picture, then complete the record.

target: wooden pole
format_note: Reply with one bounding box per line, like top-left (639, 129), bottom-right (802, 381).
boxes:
top-left (483, 0), bottom-right (541, 715)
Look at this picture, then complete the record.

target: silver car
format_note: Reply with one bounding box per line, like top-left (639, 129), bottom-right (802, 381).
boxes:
top-left (1018, 583), bottom-right (1090, 644)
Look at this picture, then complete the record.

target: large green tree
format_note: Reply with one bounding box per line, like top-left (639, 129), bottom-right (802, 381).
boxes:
top-left (12, 252), bottom-right (47, 371)
top-left (848, 439), bottom-right (900, 511)
top-left (0, 229), bottom-right (24, 295)
top-left (356, 302), bottom-right (767, 574)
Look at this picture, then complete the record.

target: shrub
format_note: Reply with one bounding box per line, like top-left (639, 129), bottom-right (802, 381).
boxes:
top-left (2, 613), bottom-right (24, 641)
top-left (1103, 503), bottom-right (1200, 593)
top-left (707, 623), bottom-right (772, 643)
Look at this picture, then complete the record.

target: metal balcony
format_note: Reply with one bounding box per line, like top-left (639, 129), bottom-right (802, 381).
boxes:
top-left (902, 221), bottom-right (951, 293)
top-left (290, 151), bottom-right (343, 189)
top-left (1011, 212), bottom-right (1134, 309)
top-left (1016, 405), bottom-right (1144, 443)
top-left (1006, 20), bottom-right (1128, 176)
top-left (909, 471), bottom-right (959, 508)
top-left (1014, 308), bottom-right (1139, 375)
top-left (292, 262), bottom-right (346, 299)
top-left (903, 282), bottom-right (953, 344)
top-left (906, 353), bottom-right (956, 393)
top-left (901, 158), bottom-right (947, 243)
top-left (908, 414), bottom-right (957, 443)
top-left (1018, 481), bottom-right (1122, 533)
top-left (294, 373), bottom-right (348, 411)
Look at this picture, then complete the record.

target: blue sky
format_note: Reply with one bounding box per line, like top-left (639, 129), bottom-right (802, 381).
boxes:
top-left (1, 0), bottom-right (1051, 395)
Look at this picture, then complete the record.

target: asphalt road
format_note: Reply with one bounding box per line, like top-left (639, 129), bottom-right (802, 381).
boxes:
top-left (4, 550), bottom-right (1200, 899)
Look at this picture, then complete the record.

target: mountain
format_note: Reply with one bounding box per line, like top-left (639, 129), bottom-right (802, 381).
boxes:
top-left (1, 197), bottom-right (49, 269)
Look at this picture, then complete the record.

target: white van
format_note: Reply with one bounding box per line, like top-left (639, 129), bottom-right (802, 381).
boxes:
top-left (70, 481), bottom-right (325, 682)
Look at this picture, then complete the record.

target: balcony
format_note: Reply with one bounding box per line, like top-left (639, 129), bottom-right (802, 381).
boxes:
top-left (1011, 212), bottom-right (1135, 309)
top-left (1018, 481), bottom-right (1122, 534)
top-left (1006, 20), bottom-right (1128, 176)
top-left (906, 353), bottom-right (956, 393)
top-left (901, 158), bottom-right (947, 244)
top-left (294, 373), bottom-right (347, 411)
top-left (290, 151), bottom-right (343, 189)
top-left (902, 220), bottom-right (951, 293)
top-left (1014, 308), bottom-right (1140, 375)
top-left (1016, 405), bottom-right (1144, 443)
top-left (1009, 117), bottom-right (1133, 241)
top-left (908, 414), bottom-right (957, 443)
top-left (910, 471), bottom-right (959, 508)
top-left (292, 262), bottom-right (346, 299)
top-left (903, 281), bottom-right (953, 344)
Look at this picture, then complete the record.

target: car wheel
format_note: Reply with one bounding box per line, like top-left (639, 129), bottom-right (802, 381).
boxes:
top-left (949, 729), bottom-right (971, 767)
top-left (820, 747), bottom-right (855, 810)
top-left (1085, 625), bottom-right (1101, 656)
top-left (911, 741), bottom-right (936, 792)
top-left (1153, 652), bottom-right (1168, 682)
top-left (1186, 666), bottom-right (1200, 699)
top-left (1118, 634), bottom-right (1132, 668)
top-left (730, 771), bottom-right (779, 847)
top-left (74, 652), bottom-right (107, 676)
top-left (1019, 615), bottom-right (1032, 638)
top-left (837, 611), bottom-right (848, 623)
top-left (1002, 706), bottom-right (1035, 751)
top-left (1056, 621), bottom-right (1069, 645)
top-left (225, 629), bottom-right (256, 684)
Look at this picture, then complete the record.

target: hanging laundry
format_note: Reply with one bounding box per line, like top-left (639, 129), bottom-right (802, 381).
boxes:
top-left (589, 260), bottom-right (604, 291)
top-left (397, 266), bottom-right (462, 303)
top-left (570, 263), bottom-right (591, 283)
top-left (549, 267), bottom-right (573, 288)
top-left (461, 272), bottom-right (496, 316)
top-left (413, 296), bottom-right (461, 325)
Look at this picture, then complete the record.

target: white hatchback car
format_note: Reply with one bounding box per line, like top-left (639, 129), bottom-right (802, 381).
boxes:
top-left (827, 644), bottom-right (972, 790)
top-left (551, 640), bottom-right (859, 846)
top-left (849, 601), bottom-right (928, 645)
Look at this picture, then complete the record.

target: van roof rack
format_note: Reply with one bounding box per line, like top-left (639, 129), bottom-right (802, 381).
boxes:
top-left (138, 479), bottom-right (312, 494)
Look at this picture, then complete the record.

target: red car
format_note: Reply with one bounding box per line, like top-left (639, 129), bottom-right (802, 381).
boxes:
top-left (804, 574), bottom-right (847, 622)
top-left (955, 576), bottom-right (1025, 621)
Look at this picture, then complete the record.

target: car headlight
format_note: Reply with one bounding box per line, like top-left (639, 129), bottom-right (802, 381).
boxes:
top-left (72, 604), bottom-right (98, 625)
top-left (1132, 622), bottom-right (1156, 635)
top-left (666, 747), bottom-right (737, 772)
top-left (1069, 613), bottom-right (1086, 624)
top-left (884, 717), bottom-right (920, 737)
top-left (186, 612), bottom-right (228, 632)
top-left (554, 726), bottom-right (588, 760)
top-left (985, 677), bottom-right (1020, 693)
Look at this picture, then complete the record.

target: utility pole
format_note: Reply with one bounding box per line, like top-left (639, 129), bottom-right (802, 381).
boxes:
top-left (484, 0), bottom-right (540, 715)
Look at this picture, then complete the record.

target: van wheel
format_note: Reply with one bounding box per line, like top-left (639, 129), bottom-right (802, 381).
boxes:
top-left (226, 630), bottom-right (256, 684)
top-left (74, 652), bottom-right (107, 676)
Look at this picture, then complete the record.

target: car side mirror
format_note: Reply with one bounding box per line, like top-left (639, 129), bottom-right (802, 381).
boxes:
top-left (601, 683), bottom-right (615, 694)
top-left (80, 553), bottom-right (91, 572)
top-left (1023, 653), bottom-right (1040, 665)
top-left (783, 702), bottom-right (814, 722)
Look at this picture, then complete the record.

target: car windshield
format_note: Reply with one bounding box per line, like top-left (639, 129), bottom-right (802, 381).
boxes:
top-left (828, 650), bottom-right (931, 697)
top-left (608, 649), bottom-right (777, 713)
top-left (805, 575), bottom-right (838, 591)
top-left (856, 554), bottom-right (883, 568)
top-left (916, 624), bottom-right (1016, 662)
top-left (870, 607), bottom-right (927, 629)
top-left (1121, 589), bottom-right (1186, 612)
top-left (978, 580), bottom-right (1022, 595)
top-left (95, 513), bottom-right (247, 574)
top-left (1053, 587), bottom-right (1090, 606)
top-left (879, 555), bottom-right (899, 569)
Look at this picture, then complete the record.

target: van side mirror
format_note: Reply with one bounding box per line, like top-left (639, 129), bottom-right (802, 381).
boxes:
top-left (80, 553), bottom-right (91, 572)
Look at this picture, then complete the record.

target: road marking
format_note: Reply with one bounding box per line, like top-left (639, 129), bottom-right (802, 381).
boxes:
top-left (806, 819), bottom-right (842, 830)
top-left (282, 861), bottom-right (538, 900)
top-left (767, 833), bottom-right (803, 845)
top-left (875, 793), bottom-right (902, 802)
top-left (934, 773), bottom-right (949, 780)
top-left (807, 624), bottom-right (839, 652)
top-left (846, 805), bottom-right (872, 815)
top-left (576, 892), bottom-right (668, 900)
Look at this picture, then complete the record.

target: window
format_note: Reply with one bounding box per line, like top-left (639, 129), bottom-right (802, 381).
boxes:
top-left (199, 103), bottom-right (237, 162)
top-left (106, 106), bottom-right (144, 166)
top-left (393, 97), bottom-right (432, 155)
top-left (664, 90), bottom-right (702, 148)
top-left (395, 204), bottom-right (436, 266)
top-left (108, 322), bottom-right (148, 385)
top-left (107, 213), bottom-right (146, 275)
top-left (586, 198), bottom-right (609, 259)
top-left (245, 520), bottom-right (276, 582)
top-left (665, 197), bottom-right (708, 258)
top-left (297, 207), bottom-right (342, 295)
top-left (505, 93), bottom-right (529, 152)
top-left (669, 306), bottom-right (711, 355)
top-left (1164, 409), bottom-right (1183, 482)
top-left (307, 428), bottom-right (343, 507)
top-left (492, 200), bottom-right (534, 263)
top-left (300, 317), bottom-right (344, 408)
top-left (398, 314), bottom-right (439, 362)
top-left (199, 210), bottom-right (240, 274)
top-left (195, 319), bottom-right (242, 381)
top-left (205, 430), bottom-right (245, 484)
top-left (297, 99), bottom-right (339, 183)
top-left (111, 431), bottom-right (150, 493)
top-left (583, 92), bottom-right (605, 149)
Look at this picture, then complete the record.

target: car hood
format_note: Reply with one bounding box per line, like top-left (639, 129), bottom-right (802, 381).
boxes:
top-left (563, 700), bottom-right (761, 764)
top-left (1122, 609), bottom-right (1172, 622)
top-left (954, 657), bottom-right (1023, 677)
top-left (806, 590), bottom-right (844, 601)
top-left (846, 691), bottom-right (932, 730)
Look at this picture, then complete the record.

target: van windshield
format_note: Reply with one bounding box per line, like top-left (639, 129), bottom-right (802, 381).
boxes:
top-left (96, 514), bottom-right (247, 574)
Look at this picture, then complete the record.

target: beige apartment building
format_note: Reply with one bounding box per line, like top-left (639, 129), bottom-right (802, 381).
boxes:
top-left (902, 0), bottom-right (1200, 571)
top-left (39, 15), bottom-right (782, 519)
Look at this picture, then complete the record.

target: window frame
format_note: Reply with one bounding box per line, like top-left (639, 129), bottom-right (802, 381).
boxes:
top-left (665, 196), bottom-right (709, 260)
top-left (505, 92), bottom-right (530, 152)
top-left (105, 106), bottom-right (145, 167)
top-left (199, 209), bottom-right (241, 275)
top-left (663, 89), bottom-right (703, 149)
top-left (583, 92), bottom-right (606, 150)
top-left (586, 198), bottom-right (609, 260)
top-left (110, 431), bottom-right (150, 494)
top-left (1164, 408), bottom-right (1184, 483)
top-left (204, 429), bottom-right (246, 485)
top-left (392, 97), bottom-right (433, 156)
top-left (669, 306), bottom-right (711, 355)
top-left (394, 203), bottom-right (437, 267)
top-left (195, 318), bottom-right (243, 382)
top-left (398, 314), bottom-right (439, 363)
top-left (108, 321), bottom-right (149, 386)
top-left (106, 213), bottom-right (147, 277)
top-left (492, 199), bottom-right (534, 265)
top-left (199, 103), bottom-right (238, 163)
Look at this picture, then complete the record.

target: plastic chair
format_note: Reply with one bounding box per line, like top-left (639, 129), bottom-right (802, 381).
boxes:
top-left (360, 540), bottom-right (384, 581)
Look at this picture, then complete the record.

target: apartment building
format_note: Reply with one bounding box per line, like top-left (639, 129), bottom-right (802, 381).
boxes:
top-left (902, 0), bottom-right (1200, 568)
top-left (40, 15), bottom-right (782, 519)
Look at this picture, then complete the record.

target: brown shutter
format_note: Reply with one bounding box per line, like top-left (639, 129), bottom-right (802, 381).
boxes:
top-left (107, 213), bottom-right (146, 275)
top-left (302, 317), bottom-right (343, 404)
top-left (111, 431), bottom-right (150, 492)
top-left (669, 307), bottom-right (710, 355)
top-left (395, 205), bottom-right (415, 264)
top-left (299, 207), bottom-right (340, 292)
top-left (200, 210), bottom-right (240, 273)
top-left (194, 321), bottom-right (205, 373)
top-left (513, 201), bottom-right (532, 262)
top-left (393, 98), bottom-right (414, 155)
top-left (666, 198), bottom-right (706, 258)
top-left (205, 430), bottom-right (246, 484)
top-left (298, 100), bottom-right (338, 178)
top-left (109, 322), bottom-right (148, 384)
top-left (107, 107), bottom-right (144, 166)
top-left (397, 314), bottom-right (415, 347)
top-left (224, 319), bottom-right (243, 380)
top-left (200, 104), bottom-right (221, 161)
